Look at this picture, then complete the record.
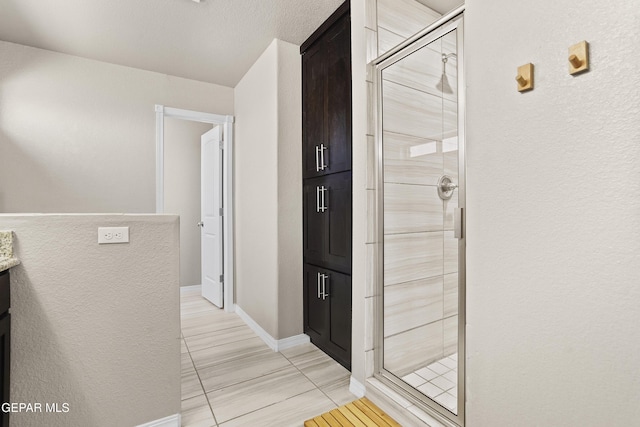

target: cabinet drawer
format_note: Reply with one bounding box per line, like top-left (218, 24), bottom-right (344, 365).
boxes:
top-left (0, 271), bottom-right (9, 315)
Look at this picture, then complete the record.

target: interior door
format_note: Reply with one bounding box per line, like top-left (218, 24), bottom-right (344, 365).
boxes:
top-left (200, 126), bottom-right (223, 308)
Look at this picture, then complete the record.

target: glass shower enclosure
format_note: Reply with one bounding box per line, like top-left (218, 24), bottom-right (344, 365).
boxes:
top-left (375, 12), bottom-right (465, 427)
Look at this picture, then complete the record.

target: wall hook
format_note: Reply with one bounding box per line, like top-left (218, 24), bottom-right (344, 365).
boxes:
top-left (569, 40), bottom-right (589, 75)
top-left (516, 63), bottom-right (534, 92)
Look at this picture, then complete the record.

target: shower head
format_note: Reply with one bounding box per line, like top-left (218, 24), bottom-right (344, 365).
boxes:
top-left (441, 53), bottom-right (457, 63)
top-left (437, 53), bottom-right (456, 94)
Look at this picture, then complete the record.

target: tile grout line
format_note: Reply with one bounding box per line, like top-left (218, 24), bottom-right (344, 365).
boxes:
top-left (181, 306), bottom-right (220, 426)
top-left (279, 348), bottom-right (350, 407)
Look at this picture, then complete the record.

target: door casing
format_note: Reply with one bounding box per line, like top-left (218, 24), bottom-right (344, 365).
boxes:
top-left (155, 105), bottom-right (236, 313)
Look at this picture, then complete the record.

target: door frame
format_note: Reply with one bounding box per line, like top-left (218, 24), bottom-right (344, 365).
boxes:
top-left (155, 105), bottom-right (236, 313)
top-left (373, 7), bottom-right (466, 427)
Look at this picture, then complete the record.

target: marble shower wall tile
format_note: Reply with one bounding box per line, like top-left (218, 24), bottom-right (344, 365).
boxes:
top-left (378, 27), bottom-right (405, 57)
top-left (383, 132), bottom-right (443, 186)
top-left (384, 321), bottom-right (443, 377)
top-left (443, 231), bottom-right (458, 274)
top-left (382, 42), bottom-right (457, 102)
top-left (365, 296), bottom-right (376, 351)
top-left (382, 80), bottom-right (445, 141)
top-left (443, 188), bottom-right (458, 231)
top-left (443, 145), bottom-right (459, 180)
top-left (367, 28), bottom-right (379, 63)
top-left (443, 273), bottom-right (458, 318)
top-left (365, 0), bottom-right (377, 30)
top-left (367, 189), bottom-right (377, 243)
top-left (384, 183), bottom-right (443, 234)
top-left (365, 242), bottom-right (379, 298)
top-left (377, 0), bottom-right (441, 41)
top-left (367, 80), bottom-right (375, 135)
top-left (384, 276), bottom-right (443, 337)
top-left (384, 231), bottom-right (443, 285)
top-left (367, 135), bottom-right (376, 190)
top-left (443, 315), bottom-right (458, 356)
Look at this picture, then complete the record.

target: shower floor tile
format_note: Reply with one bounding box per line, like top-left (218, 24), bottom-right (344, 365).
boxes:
top-left (405, 353), bottom-right (458, 413)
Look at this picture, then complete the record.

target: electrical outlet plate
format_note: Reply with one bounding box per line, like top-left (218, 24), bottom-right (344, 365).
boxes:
top-left (98, 227), bottom-right (129, 244)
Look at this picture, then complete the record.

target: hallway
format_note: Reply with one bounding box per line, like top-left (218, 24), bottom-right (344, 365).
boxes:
top-left (180, 286), bottom-right (357, 426)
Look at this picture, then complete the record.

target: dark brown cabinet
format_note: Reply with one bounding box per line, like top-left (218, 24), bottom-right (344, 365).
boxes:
top-left (303, 172), bottom-right (352, 274)
top-left (0, 270), bottom-right (10, 427)
top-left (302, 8), bottom-right (352, 179)
top-left (303, 264), bottom-right (351, 367)
top-left (301, 0), bottom-right (352, 371)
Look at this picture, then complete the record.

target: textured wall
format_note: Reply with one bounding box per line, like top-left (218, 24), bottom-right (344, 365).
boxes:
top-left (276, 40), bottom-right (303, 339)
top-left (0, 40), bottom-right (233, 213)
top-left (234, 39), bottom-right (280, 337)
top-left (0, 214), bottom-right (180, 427)
top-left (235, 38), bottom-right (303, 340)
top-left (164, 118), bottom-right (213, 287)
top-left (465, 0), bottom-right (640, 425)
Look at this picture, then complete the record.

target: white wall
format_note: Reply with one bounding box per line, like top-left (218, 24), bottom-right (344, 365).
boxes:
top-left (351, 0), bottom-right (369, 389)
top-left (465, 1), bottom-right (640, 425)
top-left (234, 39), bottom-right (302, 340)
top-left (165, 118), bottom-right (213, 287)
top-left (0, 214), bottom-right (180, 427)
top-left (0, 40), bottom-right (234, 213)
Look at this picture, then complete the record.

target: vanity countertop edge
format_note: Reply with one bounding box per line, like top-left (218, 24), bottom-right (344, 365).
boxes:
top-left (0, 231), bottom-right (20, 273)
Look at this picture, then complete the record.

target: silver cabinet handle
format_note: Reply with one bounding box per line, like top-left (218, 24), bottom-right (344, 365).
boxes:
top-left (317, 272), bottom-right (321, 298)
top-left (315, 144), bottom-right (328, 172)
top-left (321, 274), bottom-right (329, 300)
top-left (316, 186), bottom-right (328, 213)
top-left (320, 144), bottom-right (327, 170)
top-left (320, 186), bottom-right (327, 212)
top-left (197, 221), bottom-right (204, 227)
top-left (454, 207), bottom-right (463, 239)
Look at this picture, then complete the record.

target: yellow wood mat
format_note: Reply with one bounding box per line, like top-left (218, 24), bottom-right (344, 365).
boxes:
top-left (304, 397), bottom-right (402, 427)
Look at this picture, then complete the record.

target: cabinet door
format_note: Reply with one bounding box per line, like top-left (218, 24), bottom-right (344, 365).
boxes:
top-left (0, 314), bottom-right (9, 427)
top-left (324, 13), bottom-right (352, 176)
top-left (323, 171), bottom-right (352, 274)
top-left (303, 172), bottom-right (352, 274)
top-left (323, 269), bottom-right (352, 369)
top-left (303, 178), bottom-right (326, 267)
top-left (302, 40), bottom-right (326, 178)
top-left (303, 264), bottom-right (327, 344)
top-left (303, 264), bottom-right (351, 371)
top-left (302, 12), bottom-right (351, 179)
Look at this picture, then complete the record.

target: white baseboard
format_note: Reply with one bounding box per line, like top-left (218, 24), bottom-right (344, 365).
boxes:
top-left (179, 284), bottom-right (201, 294)
top-left (136, 413), bottom-right (180, 427)
top-left (349, 376), bottom-right (366, 398)
top-left (234, 304), bottom-right (310, 352)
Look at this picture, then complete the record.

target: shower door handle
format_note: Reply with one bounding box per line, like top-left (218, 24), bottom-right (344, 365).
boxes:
top-left (454, 208), bottom-right (463, 239)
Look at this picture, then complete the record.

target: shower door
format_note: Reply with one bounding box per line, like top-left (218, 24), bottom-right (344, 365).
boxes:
top-left (376, 14), bottom-right (465, 426)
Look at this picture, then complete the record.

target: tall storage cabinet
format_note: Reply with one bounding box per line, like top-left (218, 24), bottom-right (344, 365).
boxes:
top-left (301, 1), bottom-right (352, 370)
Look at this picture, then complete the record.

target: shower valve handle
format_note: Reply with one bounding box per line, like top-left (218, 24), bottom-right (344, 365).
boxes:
top-left (443, 182), bottom-right (458, 191)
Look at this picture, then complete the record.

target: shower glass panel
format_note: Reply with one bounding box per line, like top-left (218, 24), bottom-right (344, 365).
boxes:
top-left (380, 19), bottom-right (463, 419)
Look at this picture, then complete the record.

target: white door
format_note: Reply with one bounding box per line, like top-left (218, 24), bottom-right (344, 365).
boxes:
top-left (200, 127), bottom-right (223, 307)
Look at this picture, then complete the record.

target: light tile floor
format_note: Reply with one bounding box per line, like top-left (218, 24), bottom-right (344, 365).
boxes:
top-left (401, 354), bottom-right (458, 413)
top-left (180, 287), bottom-right (357, 427)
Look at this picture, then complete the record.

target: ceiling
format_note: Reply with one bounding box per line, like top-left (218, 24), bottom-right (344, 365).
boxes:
top-left (0, 0), bottom-right (344, 87)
